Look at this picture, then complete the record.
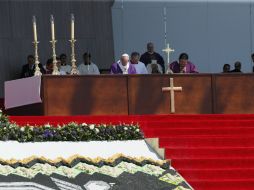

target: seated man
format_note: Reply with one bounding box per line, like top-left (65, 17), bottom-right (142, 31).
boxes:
top-left (110, 54), bottom-right (136, 74)
top-left (169, 53), bottom-right (198, 73)
top-left (78, 52), bottom-right (100, 75)
top-left (45, 57), bottom-right (66, 75)
top-left (45, 58), bottom-right (53, 74)
top-left (230, 61), bottom-right (242, 73)
top-left (146, 60), bottom-right (163, 74)
top-left (222, 64), bottom-right (231, 73)
top-left (57, 57), bottom-right (67, 75)
top-left (130, 52), bottom-right (148, 74)
top-left (21, 55), bottom-right (45, 78)
top-left (140, 42), bottom-right (165, 73)
top-left (59, 53), bottom-right (71, 74)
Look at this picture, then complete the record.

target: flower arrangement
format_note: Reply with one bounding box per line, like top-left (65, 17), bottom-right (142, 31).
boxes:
top-left (0, 110), bottom-right (143, 142)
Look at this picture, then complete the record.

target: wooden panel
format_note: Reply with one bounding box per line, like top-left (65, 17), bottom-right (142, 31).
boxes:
top-left (173, 75), bottom-right (213, 114)
top-left (128, 74), bottom-right (213, 114)
top-left (42, 75), bottom-right (128, 115)
top-left (214, 74), bottom-right (254, 114)
top-left (128, 75), bottom-right (171, 115)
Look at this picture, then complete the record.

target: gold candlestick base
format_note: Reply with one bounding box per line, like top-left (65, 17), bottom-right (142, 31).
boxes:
top-left (71, 65), bottom-right (79, 75)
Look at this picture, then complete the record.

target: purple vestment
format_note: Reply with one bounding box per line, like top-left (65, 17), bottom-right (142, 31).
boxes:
top-left (169, 61), bottom-right (198, 73)
top-left (110, 62), bottom-right (136, 74)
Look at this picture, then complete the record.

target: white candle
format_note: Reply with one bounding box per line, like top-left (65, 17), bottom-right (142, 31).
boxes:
top-left (50, 15), bottom-right (55, 41)
top-left (71, 14), bottom-right (75, 39)
top-left (32, 16), bottom-right (37, 42)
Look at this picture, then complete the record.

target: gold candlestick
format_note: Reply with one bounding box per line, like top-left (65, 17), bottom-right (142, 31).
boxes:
top-left (50, 15), bottom-right (60, 75)
top-left (32, 16), bottom-right (42, 76)
top-left (33, 41), bottom-right (42, 76)
top-left (70, 14), bottom-right (79, 75)
top-left (69, 39), bottom-right (79, 75)
top-left (50, 39), bottom-right (60, 75)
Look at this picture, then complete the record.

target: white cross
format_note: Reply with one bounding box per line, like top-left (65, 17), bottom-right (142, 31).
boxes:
top-left (162, 78), bottom-right (182, 113)
top-left (162, 43), bottom-right (175, 64)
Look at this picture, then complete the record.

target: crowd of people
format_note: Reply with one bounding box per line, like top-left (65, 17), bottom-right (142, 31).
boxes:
top-left (21, 42), bottom-right (251, 78)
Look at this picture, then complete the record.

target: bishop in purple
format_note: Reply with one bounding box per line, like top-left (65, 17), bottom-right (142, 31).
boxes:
top-left (110, 54), bottom-right (136, 74)
top-left (169, 53), bottom-right (198, 73)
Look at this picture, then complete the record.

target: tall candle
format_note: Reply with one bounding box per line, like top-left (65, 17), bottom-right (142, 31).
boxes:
top-left (50, 15), bottom-right (55, 41)
top-left (32, 16), bottom-right (37, 42)
top-left (71, 14), bottom-right (75, 39)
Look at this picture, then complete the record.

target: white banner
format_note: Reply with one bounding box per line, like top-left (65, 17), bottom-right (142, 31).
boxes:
top-left (4, 76), bottom-right (42, 109)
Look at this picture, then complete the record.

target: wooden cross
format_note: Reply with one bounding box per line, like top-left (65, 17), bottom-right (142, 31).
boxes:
top-left (162, 43), bottom-right (174, 64)
top-left (162, 78), bottom-right (182, 113)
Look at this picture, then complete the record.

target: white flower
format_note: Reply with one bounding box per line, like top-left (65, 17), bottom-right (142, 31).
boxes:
top-left (102, 124), bottom-right (106, 127)
top-left (89, 124), bottom-right (95, 130)
top-left (29, 126), bottom-right (34, 130)
top-left (95, 128), bottom-right (100, 134)
top-left (57, 124), bottom-right (61, 129)
top-left (9, 124), bottom-right (15, 128)
top-left (44, 124), bottom-right (51, 128)
top-left (136, 129), bottom-right (140, 132)
top-left (124, 127), bottom-right (128, 131)
top-left (20, 127), bottom-right (25, 132)
top-left (0, 109), bottom-right (2, 116)
top-left (81, 123), bottom-right (87, 127)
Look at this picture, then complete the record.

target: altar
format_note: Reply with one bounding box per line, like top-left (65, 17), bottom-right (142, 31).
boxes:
top-left (5, 74), bottom-right (254, 115)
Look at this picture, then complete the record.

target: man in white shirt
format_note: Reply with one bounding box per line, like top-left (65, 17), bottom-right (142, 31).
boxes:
top-left (78, 52), bottom-right (100, 75)
top-left (130, 52), bottom-right (148, 74)
top-left (59, 53), bottom-right (72, 74)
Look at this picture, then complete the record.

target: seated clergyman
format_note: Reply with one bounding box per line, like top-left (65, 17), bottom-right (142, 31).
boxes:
top-left (169, 53), bottom-right (198, 73)
top-left (146, 60), bottom-right (163, 74)
top-left (59, 53), bottom-right (71, 74)
top-left (110, 54), bottom-right (136, 74)
top-left (78, 52), bottom-right (100, 75)
top-left (230, 61), bottom-right (242, 73)
top-left (222, 64), bottom-right (231, 73)
top-left (21, 55), bottom-right (45, 78)
top-left (130, 52), bottom-right (148, 74)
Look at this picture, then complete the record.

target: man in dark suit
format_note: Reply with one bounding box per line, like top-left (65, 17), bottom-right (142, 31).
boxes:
top-left (21, 55), bottom-right (45, 78)
top-left (140, 42), bottom-right (165, 73)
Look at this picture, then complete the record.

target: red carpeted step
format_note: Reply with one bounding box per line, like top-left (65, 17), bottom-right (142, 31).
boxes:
top-left (145, 120), bottom-right (254, 128)
top-left (188, 180), bottom-right (254, 190)
top-left (165, 147), bottom-right (254, 158)
top-left (143, 127), bottom-right (254, 137)
top-left (172, 157), bottom-right (254, 169)
top-left (159, 136), bottom-right (254, 148)
top-left (10, 115), bottom-right (254, 126)
top-left (178, 168), bottom-right (254, 180)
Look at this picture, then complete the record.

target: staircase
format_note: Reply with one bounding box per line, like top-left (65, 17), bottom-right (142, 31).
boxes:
top-left (143, 116), bottom-right (254, 190)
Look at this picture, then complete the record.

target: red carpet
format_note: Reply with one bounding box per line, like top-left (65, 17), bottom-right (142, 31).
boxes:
top-left (9, 114), bottom-right (254, 190)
